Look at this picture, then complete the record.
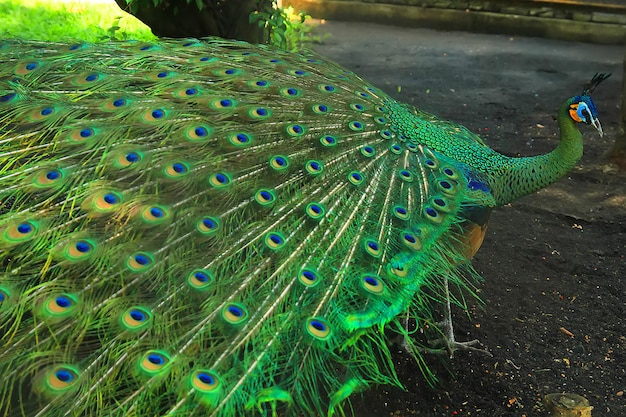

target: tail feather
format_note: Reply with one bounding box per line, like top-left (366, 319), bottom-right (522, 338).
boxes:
top-left (0, 38), bottom-right (486, 416)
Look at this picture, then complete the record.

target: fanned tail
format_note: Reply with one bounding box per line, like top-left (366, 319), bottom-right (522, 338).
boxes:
top-left (0, 38), bottom-right (488, 416)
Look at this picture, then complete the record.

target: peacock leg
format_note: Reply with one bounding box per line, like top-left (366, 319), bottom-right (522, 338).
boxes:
top-left (427, 276), bottom-right (492, 358)
top-left (422, 211), bottom-right (493, 356)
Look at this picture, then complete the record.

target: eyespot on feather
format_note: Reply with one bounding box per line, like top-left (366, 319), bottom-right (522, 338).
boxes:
top-left (43, 365), bottom-right (80, 394)
top-left (193, 56), bottom-right (219, 64)
top-left (389, 144), bottom-right (403, 155)
top-left (360, 145), bottom-right (375, 157)
top-left (196, 216), bottom-right (220, 236)
top-left (43, 294), bottom-right (78, 319)
top-left (213, 68), bottom-right (242, 77)
top-left (348, 171), bottom-right (364, 186)
top-left (279, 87), bottom-right (301, 98)
top-left (267, 155), bottom-right (289, 172)
top-left (221, 303), bottom-right (248, 325)
top-left (228, 132), bottom-right (253, 147)
top-left (138, 350), bottom-right (171, 376)
top-left (264, 232), bottom-right (285, 250)
top-left (66, 127), bottom-right (98, 144)
top-left (71, 72), bottom-right (104, 86)
top-left (81, 191), bottom-right (123, 215)
top-left (126, 252), bottom-right (154, 273)
top-left (305, 160), bottom-right (323, 176)
top-left (311, 104), bottom-right (330, 114)
top-left (208, 172), bottom-right (232, 188)
top-left (163, 162), bottom-right (190, 179)
top-left (120, 307), bottom-right (153, 331)
top-left (318, 84), bottom-right (337, 93)
top-left (0, 92), bottom-right (18, 104)
top-left (109, 148), bottom-right (145, 169)
top-left (286, 68), bottom-right (310, 77)
top-left (183, 124), bottom-right (212, 142)
top-left (209, 98), bottom-right (236, 110)
top-left (406, 143), bottom-right (419, 153)
top-left (387, 261), bottom-right (409, 279)
top-left (187, 269), bottom-right (214, 291)
top-left (320, 135), bottom-right (338, 147)
top-left (0, 287), bottom-right (10, 309)
top-left (138, 205), bottom-right (171, 225)
top-left (348, 121), bottom-right (364, 131)
top-left (437, 179), bottom-right (459, 195)
top-left (363, 238), bottom-right (381, 258)
top-left (247, 79), bottom-right (271, 88)
top-left (392, 205), bottom-right (410, 221)
top-left (245, 106), bottom-right (272, 120)
top-left (361, 274), bottom-right (385, 295)
top-left (255, 189), bottom-right (276, 207)
top-left (305, 317), bottom-right (331, 341)
top-left (430, 196), bottom-right (455, 213)
top-left (27, 105), bottom-right (57, 122)
top-left (190, 370), bottom-right (222, 393)
top-left (379, 129), bottom-right (392, 140)
top-left (401, 231), bottom-right (423, 251)
top-left (424, 206), bottom-right (444, 224)
top-left (1, 220), bottom-right (39, 245)
top-left (349, 103), bottom-right (365, 112)
top-left (172, 86), bottom-right (201, 99)
top-left (398, 169), bottom-right (414, 182)
top-left (58, 42), bottom-right (89, 53)
top-left (140, 108), bottom-right (168, 122)
top-left (30, 168), bottom-right (65, 189)
top-left (57, 239), bottom-right (97, 262)
top-left (305, 202), bottom-right (325, 220)
top-left (145, 70), bottom-right (176, 81)
top-left (441, 166), bottom-right (459, 180)
top-left (101, 97), bottom-right (131, 111)
top-left (285, 124), bottom-right (307, 138)
top-left (14, 60), bottom-right (41, 75)
top-left (298, 268), bottom-right (321, 287)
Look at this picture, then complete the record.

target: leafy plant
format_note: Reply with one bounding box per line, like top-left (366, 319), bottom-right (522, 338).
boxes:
top-left (250, 3), bottom-right (312, 52)
top-left (120, 0), bottom-right (313, 50)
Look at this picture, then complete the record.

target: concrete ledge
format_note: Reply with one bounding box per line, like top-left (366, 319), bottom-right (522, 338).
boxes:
top-left (287, 0), bottom-right (626, 44)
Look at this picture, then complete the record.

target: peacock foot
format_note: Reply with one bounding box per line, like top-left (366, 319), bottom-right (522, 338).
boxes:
top-left (425, 318), bottom-right (492, 358)
top-left (426, 335), bottom-right (491, 358)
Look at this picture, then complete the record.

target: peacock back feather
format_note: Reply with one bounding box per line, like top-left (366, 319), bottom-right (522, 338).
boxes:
top-left (0, 38), bottom-right (606, 416)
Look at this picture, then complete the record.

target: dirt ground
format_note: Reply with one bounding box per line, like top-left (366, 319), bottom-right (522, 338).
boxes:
top-left (309, 21), bottom-right (625, 416)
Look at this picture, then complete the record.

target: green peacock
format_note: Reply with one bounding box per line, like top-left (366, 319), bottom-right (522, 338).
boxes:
top-left (0, 37), bottom-right (608, 417)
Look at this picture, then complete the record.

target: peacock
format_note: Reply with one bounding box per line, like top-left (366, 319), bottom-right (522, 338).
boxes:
top-left (0, 37), bottom-right (608, 417)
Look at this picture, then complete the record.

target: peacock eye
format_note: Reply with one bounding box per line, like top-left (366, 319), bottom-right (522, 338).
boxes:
top-left (576, 102), bottom-right (591, 124)
top-left (581, 107), bottom-right (593, 124)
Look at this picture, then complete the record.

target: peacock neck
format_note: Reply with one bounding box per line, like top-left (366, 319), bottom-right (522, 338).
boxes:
top-left (486, 100), bottom-right (583, 206)
top-left (385, 99), bottom-right (584, 207)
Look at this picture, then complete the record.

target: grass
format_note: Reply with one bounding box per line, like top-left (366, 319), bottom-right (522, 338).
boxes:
top-left (0, 0), bottom-right (155, 41)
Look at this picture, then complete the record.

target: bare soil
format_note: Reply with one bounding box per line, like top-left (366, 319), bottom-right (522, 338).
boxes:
top-left (311, 21), bottom-right (625, 417)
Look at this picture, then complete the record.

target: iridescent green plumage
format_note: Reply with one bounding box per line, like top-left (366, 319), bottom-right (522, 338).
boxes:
top-left (0, 38), bottom-right (606, 416)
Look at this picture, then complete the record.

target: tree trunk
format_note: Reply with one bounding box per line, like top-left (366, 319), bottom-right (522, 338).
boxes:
top-left (115, 0), bottom-right (269, 44)
top-left (607, 48), bottom-right (626, 170)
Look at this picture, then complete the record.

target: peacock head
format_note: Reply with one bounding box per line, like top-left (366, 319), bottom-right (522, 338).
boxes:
top-left (568, 95), bottom-right (603, 136)
top-left (568, 73), bottom-right (611, 137)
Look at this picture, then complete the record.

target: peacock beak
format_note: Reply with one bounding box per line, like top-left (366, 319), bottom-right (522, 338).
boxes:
top-left (590, 116), bottom-right (603, 137)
